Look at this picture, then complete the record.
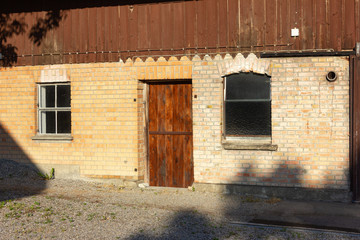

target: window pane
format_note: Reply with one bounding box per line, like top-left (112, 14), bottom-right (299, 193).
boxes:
top-left (57, 111), bottom-right (71, 134)
top-left (40, 111), bottom-right (56, 133)
top-left (40, 86), bottom-right (55, 107)
top-left (225, 101), bottom-right (271, 136)
top-left (226, 72), bottom-right (270, 100)
top-left (57, 85), bottom-right (71, 107)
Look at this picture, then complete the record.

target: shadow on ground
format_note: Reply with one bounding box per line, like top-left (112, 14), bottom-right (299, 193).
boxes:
top-left (128, 210), bottom-right (223, 240)
top-left (0, 123), bottom-right (47, 201)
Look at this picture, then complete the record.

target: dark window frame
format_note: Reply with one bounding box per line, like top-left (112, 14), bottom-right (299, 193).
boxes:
top-left (223, 72), bottom-right (271, 138)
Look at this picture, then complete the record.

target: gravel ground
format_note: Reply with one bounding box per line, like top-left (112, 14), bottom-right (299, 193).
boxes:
top-left (0, 160), bottom-right (360, 240)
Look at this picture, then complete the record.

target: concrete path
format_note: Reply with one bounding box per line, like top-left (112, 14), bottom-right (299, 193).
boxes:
top-left (251, 200), bottom-right (360, 233)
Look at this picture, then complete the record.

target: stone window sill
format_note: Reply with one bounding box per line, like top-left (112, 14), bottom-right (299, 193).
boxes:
top-left (222, 137), bottom-right (278, 151)
top-left (32, 134), bottom-right (73, 142)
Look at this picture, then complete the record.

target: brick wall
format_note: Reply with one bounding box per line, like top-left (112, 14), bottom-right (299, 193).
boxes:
top-left (0, 57), bottom-right (192, 183)
top-left (193, 54), bottom-right (350, 190)
top-left (0, 54), bottom-right (350, 190)
top-left (0, 63), bottom-right (140, 181)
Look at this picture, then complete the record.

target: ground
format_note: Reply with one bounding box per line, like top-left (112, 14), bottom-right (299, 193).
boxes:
top-left (1, 176), bottom-right (360, 240)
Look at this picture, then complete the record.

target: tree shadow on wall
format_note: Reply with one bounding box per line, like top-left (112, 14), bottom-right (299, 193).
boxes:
top-left (0, 10), bottom-right (66, 67)
top-left (222, 155), bottom-right (351, 222)
top-left (0, 123), bottom-right (47, 201)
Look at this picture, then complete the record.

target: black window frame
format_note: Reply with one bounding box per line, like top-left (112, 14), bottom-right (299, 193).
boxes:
top-left (37, 82), bottom-right (71, 135)
top-left (224, 72), bottom-right (271, 138)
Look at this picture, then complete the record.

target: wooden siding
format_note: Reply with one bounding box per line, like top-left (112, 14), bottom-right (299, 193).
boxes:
top-left (2, 0), bottom-right (360, 66)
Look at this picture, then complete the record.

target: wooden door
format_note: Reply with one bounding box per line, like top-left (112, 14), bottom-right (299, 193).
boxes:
top-left (351, 56), bottom-right (360, 202)
top-left (148, 81), bottom-right (193, 188)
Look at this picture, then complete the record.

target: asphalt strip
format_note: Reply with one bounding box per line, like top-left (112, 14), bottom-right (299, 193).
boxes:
top-left (229, 221), bottom-right (360, 237)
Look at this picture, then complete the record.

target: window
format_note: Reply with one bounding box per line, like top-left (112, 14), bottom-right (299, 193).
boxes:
top-left (38, 83), bottom-right (71, 134)
top-left (224, 72), bottom-right (271, 138)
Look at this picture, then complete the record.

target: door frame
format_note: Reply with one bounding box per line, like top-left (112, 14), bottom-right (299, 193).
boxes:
top-left (143, 79), bottom-right (193, 187)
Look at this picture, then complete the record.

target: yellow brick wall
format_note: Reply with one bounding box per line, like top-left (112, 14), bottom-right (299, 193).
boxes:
top-left (0, 54), bottom-right (351, 190)
top-left (193, 55), bottom-right (350, 190)
top-left (0, 57), bottom-right (192, 182)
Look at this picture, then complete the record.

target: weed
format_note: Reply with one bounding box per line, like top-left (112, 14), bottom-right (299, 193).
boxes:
top-left (241, 196), bottom-right (261, 203)
top-left (43, 218), bottom-right (53, 224)
top-left (192, 186), bottom-right (195, 192)
top-left (87, 213), bottom-right (96, 221)
top-left (5, 212), bottom-right (21, 219)
top-left (37, 168), bottom-right (55, 180)
top-left (226, 231), bottom-right (237, 237)
top-left (0, 201), bottom-right (6, 208)
top-left (266, 197), bottom-right (281, 204)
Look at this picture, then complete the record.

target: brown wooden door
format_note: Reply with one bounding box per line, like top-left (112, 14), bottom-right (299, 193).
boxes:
top-left (148, 81), bottom-right (193, 188)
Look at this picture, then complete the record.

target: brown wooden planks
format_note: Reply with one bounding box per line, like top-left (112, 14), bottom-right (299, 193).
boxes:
top-left (218, 0), bottom-right (228, 51)
top-left (149, 3), bottom-right (162, 53)
top-left (5, 1), bottom-right (360, 66)
top-left (88, 7), bottom-right (97, 63)
top-left (265, 0), bottom-right (277, 51)
top-left (173, 2), bottom-right (185, 55)
top-left (356, 0), bottom-right (360, 43)
top-left (253, 0), bottom-right (265, 47)
top-left (165, 135), bottom-right (174, 186)
top-left (227, 0), bottom-right (239, 49)
top-left (184, 0), bottom-right (196, 54)
top-left (137, 4), bottom-right (149, 51)
top-left (301, 0), bottom-right (315, 50)
top-left (148, 83), bottom-right (158, 132)
top-left (329, 0), bottom-right (343, 51)
top-left (165, 84), bottom-right (173, 132)
top-left (315, 0), bottom-right (327, 49)
top-left (149, 135), bottom-right (158, 186)
top-left (119, 5), bottom-right (129, 60)
top-left (277, 0), bottom-right (291, 51)
top-left (148, 82), bottom-right (193, 188)
top-left (206, 0), bottom-right (218, 48)
top-left (239, 0), bottom-right (252, 50)
top-left (196, 0), bottom-right (207, 54)
top-left (343, 0), bottom-right (356, 49)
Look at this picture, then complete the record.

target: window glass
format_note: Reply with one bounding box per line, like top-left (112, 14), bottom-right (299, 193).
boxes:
top-left (225, 102), bottom-right (271, 136)
top-left (57, 111), bottom-right (71, 133)
top-left (40, 86), bottom-right (55, 108)
top-left (226, 73), bottom-right (270, 100)
top-left (57, 85), bottom-right (71, 107)
top-left (41, 111), bottom-right (56, 134)
top-left (224, 72), bottom-right (271, 137)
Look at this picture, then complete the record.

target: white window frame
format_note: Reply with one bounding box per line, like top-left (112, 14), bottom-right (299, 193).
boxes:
top-left (37, 82), bottom-right (71, 135)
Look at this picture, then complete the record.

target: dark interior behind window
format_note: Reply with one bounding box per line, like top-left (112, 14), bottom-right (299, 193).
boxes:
top-left (225, 72), bottom-right (271, 137)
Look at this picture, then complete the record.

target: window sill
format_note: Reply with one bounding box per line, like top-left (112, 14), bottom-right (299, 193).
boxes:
top-left (222, 138), bottom-right (277, 151)
top-left (32, 134), bottom-right (73, 142)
